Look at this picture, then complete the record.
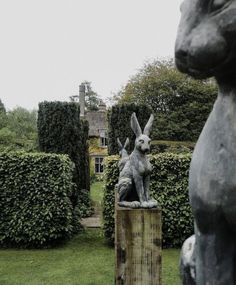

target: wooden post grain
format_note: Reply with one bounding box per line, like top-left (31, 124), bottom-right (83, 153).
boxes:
top-left (115, 206), bottom-right (162, 285)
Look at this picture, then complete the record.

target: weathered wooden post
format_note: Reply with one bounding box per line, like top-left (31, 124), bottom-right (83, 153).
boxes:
top-left (115, 206), bottom-right (162, 285)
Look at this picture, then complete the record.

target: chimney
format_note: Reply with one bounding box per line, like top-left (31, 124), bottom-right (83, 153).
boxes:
top-left (98, 99), bottom-right (106, 112)
top-left (79, 83), bottom-right (85, 117)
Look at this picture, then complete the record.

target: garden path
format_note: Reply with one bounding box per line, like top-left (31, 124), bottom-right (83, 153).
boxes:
top-left (81, 181), bottom-right (103, 228)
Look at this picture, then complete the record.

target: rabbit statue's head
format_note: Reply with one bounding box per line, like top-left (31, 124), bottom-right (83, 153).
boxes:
top-left (131, 113), bottom-right (154, 154)
top-left (117, 137), bottom-right (129, 157)
top-left (175, 0), bottom-right (236, 81)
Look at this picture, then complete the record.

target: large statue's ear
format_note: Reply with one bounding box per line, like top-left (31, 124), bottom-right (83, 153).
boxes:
top-left (117, 138), bottom-right (123, 150)
top-left (124, 137), bottom-right (130, 149)
top-left (131, 113), bottom-right (142, 137)
top-left (143, 114), bottom-right (154, 136)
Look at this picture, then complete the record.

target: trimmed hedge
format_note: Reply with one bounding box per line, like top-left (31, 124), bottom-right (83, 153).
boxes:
top-left (80, 120), bottom-right (90, 192)
top-left (103, 153), bottom-right (193, 247)
top-left (151, 140), bottom-right (195, 154)
top-left (37, 101), bottom-right (92, 218)
top-left (107, 104), bottom-right (152, 155)
top-left (0, 151), bottom-right (74, 248)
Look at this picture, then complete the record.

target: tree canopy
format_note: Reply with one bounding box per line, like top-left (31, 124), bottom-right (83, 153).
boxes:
top-left (113, 59), bottom-right (218, 141)
top-left (0, 99), bottom-right (7, 129)
top-left (0, 103), bottom-right (38, 151)
top-left (0, 99), bottom-right (6, 114)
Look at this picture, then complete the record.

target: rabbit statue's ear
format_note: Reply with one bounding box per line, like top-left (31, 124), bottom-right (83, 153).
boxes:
top-left (117, 138), bottom-right (123, 149)
top-left (131, 113), bottom-right (142, 137)
top-left (143, 114), bottom-right (154, 136)
top-left (124, 137), bottom-right (130, 149)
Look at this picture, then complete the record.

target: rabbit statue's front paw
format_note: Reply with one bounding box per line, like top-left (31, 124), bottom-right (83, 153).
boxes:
top-left (140, 201), bottom-right (150, 208)
top-left (132, 201), bottom-right (141, 208)
top-left (140, 199), bottom-right (158, 208)
top-left (118, 201), bottom-right (141, 208)
top-left (148, 199), bottom-right (158, 208)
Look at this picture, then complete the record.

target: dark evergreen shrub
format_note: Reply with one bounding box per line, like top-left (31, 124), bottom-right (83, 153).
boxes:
top-left (107, 103), bottom-right (152, 155)
top-left (0, 151), bottom-right (74, 247)
top-left (103, 153), bottom-right (193, 248)
top-left (151, 140), bottom-right (195, 154)
top-left (80, 120), bottom-right (90, 192)
top-left (37, 101), bottom-right (91, 218)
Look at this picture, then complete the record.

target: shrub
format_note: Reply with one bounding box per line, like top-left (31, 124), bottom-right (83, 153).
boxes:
top-left (37, 101), bottom-right (91, 218)
top-left (151, 140), bottom-right (195, 154)
top-left (80, 120), bottom-right (90, 192)
top-left (102, 156), bottom-right (119, 243)
top-left (0, 151), bottom-right (74, 247)
top-left (107, 104), bottom-right (152, 155)
top-left (102, 153), bottom-right (193, 247)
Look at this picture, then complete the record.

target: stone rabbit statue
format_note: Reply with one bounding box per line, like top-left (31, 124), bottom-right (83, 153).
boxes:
top-left (117, 137), bottom-right (130, 172)
top-left (175, 0), bottom-right (236, 284)
top-left (117, 113), bottom-right (158, 208)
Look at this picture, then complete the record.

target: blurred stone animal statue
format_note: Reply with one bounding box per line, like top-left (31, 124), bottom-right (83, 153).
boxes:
top-left (175, 0), bottom-right (236, 284)
top-left (117, 113), bottom-right (158, 208)
top-left (180, 235), bottom-right (196, 285)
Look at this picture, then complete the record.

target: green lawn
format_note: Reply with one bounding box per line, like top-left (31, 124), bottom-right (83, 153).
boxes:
top-left (0, 182), bottom-right (181, 284)
top-left (162, 248), bottom-right (182, 285)
top-left (0, 230), bottom-right (113, 285)
top-left (0, 229), bottom-right (181, 285)
top-left (90, 181), bottom-right (104, 207)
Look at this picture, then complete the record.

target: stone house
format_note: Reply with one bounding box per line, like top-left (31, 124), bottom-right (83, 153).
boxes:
top-left (79, 84), bottom-right (108, 176)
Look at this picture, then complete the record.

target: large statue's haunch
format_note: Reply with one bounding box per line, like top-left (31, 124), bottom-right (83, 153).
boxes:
top-left (117, 113), bottom-right (158, 209)
top-left (175, 1), bottom-right (236, 284)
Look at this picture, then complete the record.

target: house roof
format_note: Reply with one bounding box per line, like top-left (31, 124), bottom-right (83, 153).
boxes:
top-left (85, 110), bottom-right (107, 137)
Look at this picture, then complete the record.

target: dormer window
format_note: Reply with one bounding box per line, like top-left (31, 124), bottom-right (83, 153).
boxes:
top-left (100, 137), bottom-right (107, 147)
top-left (99, 129), bottom-right (108, 147)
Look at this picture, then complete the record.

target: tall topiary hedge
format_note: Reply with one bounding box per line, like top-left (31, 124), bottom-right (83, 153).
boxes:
top-left (103, 153), bottom-right (193, 248)
top-left (151, 140), bottom-right (195, 154)
top-left (37, 101), bottom-right (91, 218)
top-left (107, 104), bottom-right (152, 155)
top-left (0, 151), bottom-right (74, 248)
top-left (80, 120), bottom-right (90, 191)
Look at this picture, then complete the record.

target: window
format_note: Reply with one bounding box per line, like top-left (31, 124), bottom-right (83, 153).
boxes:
top-left (95, 157), bottom-right (104, 174)
top-left (99, 129), bottom-right (108, 147)
top-left (100, 136), bottom-right (108, 147)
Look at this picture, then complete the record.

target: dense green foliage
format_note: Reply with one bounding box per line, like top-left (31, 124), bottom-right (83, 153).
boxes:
top-left (107, 103), bottom-right (152, 155)
top-left (114, 59), bottom-right (217, 141)
top-left (102, 156), bottom-right (119, 242)
top-left (0, 104), bottom-right (38, 152)
top-left (0, 152), bottom-right (74, 247)
top-left (37, 101), bottom-right (91, 218)
top-left (151, 140), bottom-right (195, 154)
top-left (80, 120), bottom-right (90, 192)
top-left (103, 153), bottom-right (193, 247)
top-left (0, 99), bottom-right (6, 130)
top-left (0, 99), bottom-right (6, 115)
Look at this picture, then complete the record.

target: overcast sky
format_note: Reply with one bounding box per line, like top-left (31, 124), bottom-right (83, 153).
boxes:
top-left (0, 0), bottom-right (183, 110)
